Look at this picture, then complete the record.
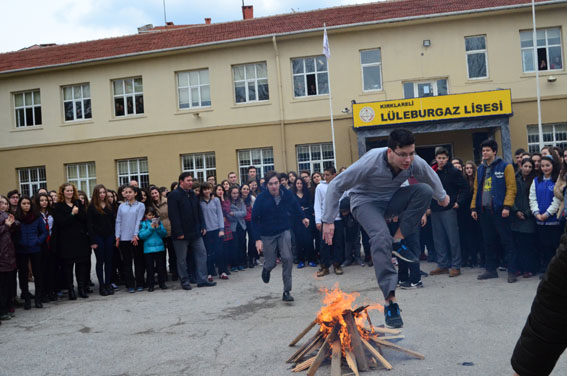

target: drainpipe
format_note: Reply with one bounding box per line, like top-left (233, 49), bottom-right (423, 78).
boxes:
top-left (272, 35), bottom-right (288, 171)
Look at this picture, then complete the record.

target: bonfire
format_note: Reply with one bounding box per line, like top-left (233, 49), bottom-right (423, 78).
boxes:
top-left (287, 285), bottom-right (423, 375)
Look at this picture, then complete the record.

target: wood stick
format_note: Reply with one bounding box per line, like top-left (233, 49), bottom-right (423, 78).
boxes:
top-left (361, 337), bottom-right (393, 370)
top-left (288, 332), bottom-right (322, 363)
top-left (290, 319), bottom-right (318, 346)
top-left (372, 338), bottom-right (425, 359)
top-left (373, 326), bottom-right (401, 335)
top-left (293, 333), bottom-right (325, 363)
top-left (307, 325), bottom-right (340, 376)
top-left (344, 350), bottom-right (359, 376)
top-left (365, 309), bottom-right (374, 331)
top-left (331, 339), bottom-right (342, 376)
top-left (370, 334), bottom-right (405, 341)
top-left (292, 356), bottom-right (316, 372)
top-left (343, 311), bottom-right (369, 371)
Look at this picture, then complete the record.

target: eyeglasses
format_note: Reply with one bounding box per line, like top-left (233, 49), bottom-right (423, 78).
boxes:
top-left (391, 149), bottom-right (416, 159)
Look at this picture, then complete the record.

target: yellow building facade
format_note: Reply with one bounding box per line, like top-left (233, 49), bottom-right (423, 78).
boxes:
top-left (0, 1), bottom-right (566, 195)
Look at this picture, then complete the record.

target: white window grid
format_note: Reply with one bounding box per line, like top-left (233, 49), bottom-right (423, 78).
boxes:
top-left (18, 166), bottom-right (47, 197)
top-left (527, 123), bottom-right (567, 153)
top-left (66, 162), bottom-right (96, 198)
top-left (117, 158), bottom-right (149, 188)
top-left (403, 79), bottom-right (448, 99)
top-left (177, 69), bottom-right (211, 109)
top-left (238, 148), bottom-right (274, 184)
top-left (63, 83), bottom-right (92, 122)
top-left (360, 49), bottom-right (383, 91)
top-left (112, 77), bottom-right (144, 117)
top-left (233, 62), bottom-right (269, 103)
top-left (14, 90), bottom-right (42, 128)
top-left (292, 56), bottom-right (329, 97)
top-left (520, 28), bottom-right (563, 73)
top-left (181, 152), bottom-right (216, 183)
top-left (465, 35), bottom-right (489, 80)
top-left (296, 143), bottom-right (335, 174)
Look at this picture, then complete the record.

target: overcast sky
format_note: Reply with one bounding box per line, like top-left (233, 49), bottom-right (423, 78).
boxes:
top-left (1, 0), bottom-right (380, 53)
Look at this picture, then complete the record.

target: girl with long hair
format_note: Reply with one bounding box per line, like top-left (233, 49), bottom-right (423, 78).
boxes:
top-left (249, 180), bottom-right (259, 197)
top-left (149, 186), bottom-right (176, 281)
top-left (53, 183), bottom-right (91, 300)
top-left (199, 183), bottom-right (227, 280)
top-left (292, 178), bottom-right (316, 268)
top-left (34, 193), bottom-right (57, 302)
top-left (215, 184), bottom-right (234, 275)
top-left (15, 196), bottom-right (47, 309)
top-left (240, 184), bottom-right (257, 268)
top-left (0, 195), bottom-right (18, 320)
top-left (529, 155), bottom-right (562, 275)
top-left (511, 158), bottom-right (538, 278)
top-left (459, 161), bottom-right (483, 267)
top-left (87, 184), bottom-right (116, 296)
top-left (228, 186), bottom-right (247, 271)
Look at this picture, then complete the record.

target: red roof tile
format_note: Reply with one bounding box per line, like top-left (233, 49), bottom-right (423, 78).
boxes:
top-left (0, 0), bottom-right (558, 74)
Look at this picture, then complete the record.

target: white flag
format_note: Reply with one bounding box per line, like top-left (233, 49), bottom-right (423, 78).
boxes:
top-left (322, 25), bottom-right (330, 59)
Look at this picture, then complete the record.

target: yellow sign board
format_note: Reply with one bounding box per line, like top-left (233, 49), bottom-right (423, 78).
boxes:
top-left (353, 89), bottom-right (512, 128)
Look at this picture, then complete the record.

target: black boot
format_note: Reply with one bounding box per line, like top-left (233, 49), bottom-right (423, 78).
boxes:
top-left (24, 293), bottom-right (32, 310)
top-left (35, 298), bottom-right (43, 309)
top-left (106, 285), bottom-right (114, 295)
top-left (69, 288), bottom-right (77, 300)
top-left (99, 286), bottom-right (109, 296)
top-left (78, 287), bottom-right (89, 299)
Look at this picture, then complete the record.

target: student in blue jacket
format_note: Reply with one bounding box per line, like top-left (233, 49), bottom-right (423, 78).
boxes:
top-left (252, 171), bottom-right (309, 302)
top-left (138, 207), bottom-right (168, 291)
top-left (15, 196), bottom-right (47, 310)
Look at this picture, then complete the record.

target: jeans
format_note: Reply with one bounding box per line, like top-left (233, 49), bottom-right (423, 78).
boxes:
top-left (144, 251), bottom-right (167, 287)
top-left (352, 183), bottom-right (432, 299)
top-left (513, 231), bottom-right (538, 274)
top-left (0, 271), bottom-right (16, 315)
top-left (420, 215), bottom-right (436, 262)
top-left (478, 209), bottom-right (516, 273)
top-left (431, 210), bottom-right (462, 269)
top-left (536, 224), bottom-right (563, 272)
top-left (172, 237), bottom-right (208, 286)
top-left (262, 230), bottom-right (293, 292)
top-left (245, 221), bottom-right (257, 263)
top-left (94, 235), bottom-right (114, 287)
top-left (119, 241), bottom-right (145, 288)
top-left (344, 218), bottom-right (362, 262)
top-left (16, 252), bottom-right (42, 297)
top-left (235, 224), bottom-right (247, 267)
top-left (203, 230), bottom-right (222, 276)
top-left (320, 219), bottom-right (345, 268)
top-left (165, 236), bottom-right (177, 275)
top-left (293, 220), bottom-right (315, 263)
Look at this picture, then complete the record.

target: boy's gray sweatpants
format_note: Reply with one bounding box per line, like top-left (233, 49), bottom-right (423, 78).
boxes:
top-left (262, 230), bottom-right (293, 292)
top-left (352, 184), bottom-right (433, 299)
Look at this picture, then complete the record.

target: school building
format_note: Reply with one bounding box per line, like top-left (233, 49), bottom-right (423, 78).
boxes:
top-left (0, 0), bottom-right (566, 196)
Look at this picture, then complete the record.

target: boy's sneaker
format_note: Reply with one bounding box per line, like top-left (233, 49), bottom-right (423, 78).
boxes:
top-left (128, 288), bottom-right (135, 293)
top-left (392, 240), bottom-right (419, 263)
top-left (308, 261), bottom-right (318, 267)
top-left (397, 279), bottom-right (408, 287)
top-left (384, 302), bottom-right (404, 328)
top-left (261, 268), bottom-right (270, 284)
top-left (400, 281), bottom-right (424, 290)
top-left (297, 262), bottom-right (305, 269)
top-left (477, 271), bottom-right (498, 280)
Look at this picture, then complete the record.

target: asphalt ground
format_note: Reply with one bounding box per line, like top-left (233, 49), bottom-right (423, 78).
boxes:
top-left (1, 257), bottom-right (566, 376)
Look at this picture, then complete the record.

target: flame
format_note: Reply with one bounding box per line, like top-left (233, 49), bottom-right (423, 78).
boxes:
top-left (315, 283), bottom-right (384, 353)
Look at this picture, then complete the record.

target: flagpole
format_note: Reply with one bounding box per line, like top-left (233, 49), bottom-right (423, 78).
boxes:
top-left (323, 24), bottom-right (337, 168)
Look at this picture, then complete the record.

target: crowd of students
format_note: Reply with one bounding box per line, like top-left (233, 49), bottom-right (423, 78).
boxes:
top-left (2, 140), bottom-right (567, 323)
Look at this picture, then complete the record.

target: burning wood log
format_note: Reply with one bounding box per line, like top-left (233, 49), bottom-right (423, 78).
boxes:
top-left (289, 332), bottom-right (324, 363)
top-left (292, 356), bottom-right (316, 373)
top-left (361, 337), bottom-right (393, 370)
top-left (343, 311), bottom-right (369, 371)
top-left (307, 325), bottom-right (339, 376)
top-left (344, 350), bottom-right (359, 376)
top-left (290, 319), bottom-right (317, 346)
top-left (371, 337), bottom-right (425, 359)
top-left (330, 340), bottom-right (341, 376)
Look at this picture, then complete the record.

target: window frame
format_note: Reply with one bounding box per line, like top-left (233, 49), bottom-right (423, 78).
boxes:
top-left (13, 90), bottom-right (42, 128)
top-left (292, 55), bottom-right (329, 98)
top-left (17, 166), bottom-right (47, 197)
top-left (232, 62), bottom-right (269, 104)
top-left (237, 148), bottom-right (275, 184)
top-left (527, 123), bottom-right (567, 153)
top-left (360, 48), bottom-right (383, 92)
top-left (116, 158), bottom-right (149, 188)
top-left (177, 69), bottom-right (211, 110)
top-left (112, 77), bottom-right (144, 117)
top-left (180, 152), bottom-right (216, 183)
top-left (520, 27), bottom-right (563, 73)
top-left (66, 162), bottom-right (97, 197)
top-left (296, 143), bottom-right (335, 174)
top-left (465, 35), bottom-right (489, 80)
top-left (62, 83), bottom-right (92, 122)
top-left (403, 79), bottom-right (448, 99)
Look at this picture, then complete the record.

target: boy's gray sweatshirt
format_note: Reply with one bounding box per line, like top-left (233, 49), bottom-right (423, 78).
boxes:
top-left (322, 147), bottom-right (446, 223)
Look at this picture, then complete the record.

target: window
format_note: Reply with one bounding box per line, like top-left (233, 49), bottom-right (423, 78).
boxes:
top-left (520, 28), bottom-right (563, 72)
top-left (360, 49), bottom-right (382, 91)
top-left (14, 90), bottom-right (42, 128)
top-left (181, 152), bottom-right (216, 182)
top-left (233, 62), bottom-right (269, 103)
top-left (403, 79), bottom-right (448, 99)
top-left (465, 36), bottom-right (488, 79)
top-left (297, 143), bottom-right (335, 174)
top-left (527, 123), bottom-right (567, 153)
top-left (18, 166), bottom-right (47, 197)
top-left (117, 158), bottom-right (149, 188)
top-left (113, 77), bottom-right (144, 117)
top-left (238, 148), bottom-right (274, 184)
top-left (177, 69), bottom-right (211, 109)
top-left (63, 84), bottom-right (92, 122)
top-left (66, 162), bottom-right (96, 197)
top-left (292, 56), bottom-right (329, 97)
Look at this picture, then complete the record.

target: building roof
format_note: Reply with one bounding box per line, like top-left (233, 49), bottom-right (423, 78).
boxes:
top-left (0, 0), bottom-right (560, 74)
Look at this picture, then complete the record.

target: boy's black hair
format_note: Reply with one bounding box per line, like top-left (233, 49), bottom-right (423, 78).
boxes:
top-left (178, 172), bottom-right (193, 183)
top-left (480, 139), bottom-right (498, 153)
top-left (388, 128), bottom-right (415, 150)
top-left (435, 147), bottom-right (450, 157)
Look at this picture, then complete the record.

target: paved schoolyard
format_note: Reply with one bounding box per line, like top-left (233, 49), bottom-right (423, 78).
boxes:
top-left (1, 257), bottom-right (565, 376)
